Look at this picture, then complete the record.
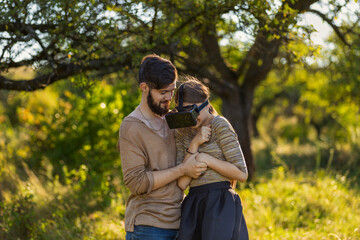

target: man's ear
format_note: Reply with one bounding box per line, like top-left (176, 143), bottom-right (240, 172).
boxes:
top-left (140, 82), bottom-right (149, 93)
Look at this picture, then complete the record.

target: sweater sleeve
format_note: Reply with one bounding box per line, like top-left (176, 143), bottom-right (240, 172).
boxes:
top-left (118, 126), bottom-right (154, 195)
top-left (214, 117), bottom-right (248, 174)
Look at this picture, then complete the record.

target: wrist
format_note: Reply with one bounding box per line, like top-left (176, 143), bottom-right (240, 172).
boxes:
top-left (188, 142), bottom-right (199, 153)
top-left (186, 148), bottom-right (198, 154)
top-left (179, 162), bottom-right (187, 176)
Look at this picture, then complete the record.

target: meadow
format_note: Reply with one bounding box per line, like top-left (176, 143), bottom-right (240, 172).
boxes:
top-left (1, 139), bottom-right (359, 239)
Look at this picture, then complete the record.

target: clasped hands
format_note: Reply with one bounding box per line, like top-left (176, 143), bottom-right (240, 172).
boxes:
top-left (183, 125), bottom-right (212, 178)
top-left (183, 152), bottom-right (210, 178)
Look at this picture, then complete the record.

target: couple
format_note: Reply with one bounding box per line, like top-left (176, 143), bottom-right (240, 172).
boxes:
top-left (117, 54), bottom-right (249, 240)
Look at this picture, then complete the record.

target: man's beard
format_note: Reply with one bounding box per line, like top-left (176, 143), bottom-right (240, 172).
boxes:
top-left (147, 90), bottom-right (170, 116)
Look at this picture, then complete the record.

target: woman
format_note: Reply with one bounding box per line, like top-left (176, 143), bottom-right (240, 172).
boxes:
top-left (174, 76), bottom-right (249, 240)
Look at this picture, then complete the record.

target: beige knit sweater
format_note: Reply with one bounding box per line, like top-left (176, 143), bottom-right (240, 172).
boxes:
top-left (118, 116), bottom-right (183, 232)
top-left (176, 116), bottom-right (248, 187)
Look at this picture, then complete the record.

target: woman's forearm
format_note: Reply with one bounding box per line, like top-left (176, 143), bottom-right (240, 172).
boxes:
top-left (202, 154), bottom-right (248, 182)
top-left (176, 152), bottom-right (196, 190)
top-left (177, 175), bottom-right (192, 190)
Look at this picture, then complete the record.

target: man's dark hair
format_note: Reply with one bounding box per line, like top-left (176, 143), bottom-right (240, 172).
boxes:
top-left (139, 54), bottom-right (177, 89)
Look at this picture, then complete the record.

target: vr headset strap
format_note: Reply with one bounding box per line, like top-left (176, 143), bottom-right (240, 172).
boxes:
top-left (196, 99), bottom-right (209, 113)
top-left (178, 84), bottom-right (185, 111)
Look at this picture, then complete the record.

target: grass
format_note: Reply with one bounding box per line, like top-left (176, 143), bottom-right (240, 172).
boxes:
top-left (1, 163), bottom-right (360, 239)
top-left (241, 168), bottom-right (360, 239)
top-left (1, 136), bottom-right (360, 239)
top-left (0, 162), bottom-right (128, 240)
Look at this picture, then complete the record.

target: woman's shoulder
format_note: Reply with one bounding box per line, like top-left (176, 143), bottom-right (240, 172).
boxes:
top-left (211, 116), bottom-right (236, 133)
top-left (212, 115), bottom-right (231, 127)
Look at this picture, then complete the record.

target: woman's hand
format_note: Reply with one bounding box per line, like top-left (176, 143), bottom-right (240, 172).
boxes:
top-left (192, 125), bottom-right (212, 146)
top-left (196, 152), bottom-right (212, 166)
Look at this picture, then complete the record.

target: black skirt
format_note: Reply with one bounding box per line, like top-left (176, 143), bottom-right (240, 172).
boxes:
top-left (177, 181), bottom-right (249, 240)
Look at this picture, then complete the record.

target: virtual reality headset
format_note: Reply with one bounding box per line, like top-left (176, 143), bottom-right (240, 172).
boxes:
top-left (165, 84), bottom-right (209, 129)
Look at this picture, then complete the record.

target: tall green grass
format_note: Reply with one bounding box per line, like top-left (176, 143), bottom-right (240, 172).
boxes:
top-left (1, 161), bottom-right (359, 239)
top-left (241, 167), bottom-right (360, 239)
top-left (0, 161), bottom-right (128, 240)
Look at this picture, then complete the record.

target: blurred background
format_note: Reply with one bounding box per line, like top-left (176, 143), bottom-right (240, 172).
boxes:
top-left (1, 0), bottom-right (359, 239)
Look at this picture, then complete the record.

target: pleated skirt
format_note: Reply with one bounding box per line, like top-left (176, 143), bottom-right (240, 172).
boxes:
top-left (177, 181), bottom-right (249, 240)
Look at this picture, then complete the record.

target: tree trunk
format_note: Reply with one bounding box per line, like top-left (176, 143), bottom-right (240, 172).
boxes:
top-left (222, 85), bottom-right (256, 180)
top-left (251, 113), bottom-right (260, 138)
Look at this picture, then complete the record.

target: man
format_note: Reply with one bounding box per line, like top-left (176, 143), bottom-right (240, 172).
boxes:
top-left (117, 54), bottom-right (207, 240)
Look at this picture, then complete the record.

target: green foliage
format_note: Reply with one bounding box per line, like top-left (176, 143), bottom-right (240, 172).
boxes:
top-left (0, 160), bottom-right (127, 239)
top-left (242, 168), bottom-right (360, 239)
top-left (253, 31), bottom-right (360, 174)
top-left (1, 74), bottom-right (140, 175)
top-left (1, 191), bottom-right (36, 239)
top-left (0, 72), bottom-right (138, 239)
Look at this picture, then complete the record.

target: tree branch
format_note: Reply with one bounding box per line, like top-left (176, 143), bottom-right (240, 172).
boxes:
top-left (23, 25), bottom-right (57, 70)
top-left (240, 0), bottom-right (320, 90)
top-left (287, 0), bottom-right (319, 11)
top-left (0, 53), bottom-right (135, 91)
top-left (1, 53), bottom-right (47, 69)
top-left (175, 55), bottom-right (235, 98)
top-left (200, 24), bottom-right (238, 84)
top-left (0, 23), bottom-right (57, 32)
top-left (307, 9), bottom-right (351, 47)
top-left (0, 72), bottom-right (61, 91)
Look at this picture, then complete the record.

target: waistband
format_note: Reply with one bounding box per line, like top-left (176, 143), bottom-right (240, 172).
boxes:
top-left (188, 181), bottom-right (231, 194)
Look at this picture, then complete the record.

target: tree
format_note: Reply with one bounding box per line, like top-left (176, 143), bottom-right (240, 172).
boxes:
top-left (1, 0), bottom-right (358, 179)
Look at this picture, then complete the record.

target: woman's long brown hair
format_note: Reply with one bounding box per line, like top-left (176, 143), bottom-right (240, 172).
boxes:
top-left (174, 76), bottom-right (217, 115)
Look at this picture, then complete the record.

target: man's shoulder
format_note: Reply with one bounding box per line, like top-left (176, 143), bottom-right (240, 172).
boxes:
top-left (122, 115), bottom-right (142, 123)
top-left (120, 116), bottom-right (144, 136)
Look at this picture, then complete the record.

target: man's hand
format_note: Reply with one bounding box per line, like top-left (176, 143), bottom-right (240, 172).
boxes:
top-left (182, 153), bottom-right (207, 178)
